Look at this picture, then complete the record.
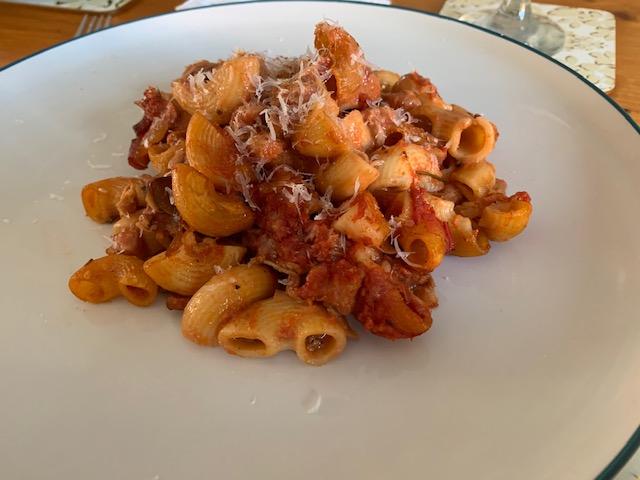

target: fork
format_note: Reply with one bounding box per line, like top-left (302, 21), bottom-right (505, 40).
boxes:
top-left (73, 14), bottom-right (113, 38)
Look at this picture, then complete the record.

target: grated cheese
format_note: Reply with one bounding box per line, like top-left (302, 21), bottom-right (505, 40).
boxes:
top-left (392, 235), bottom-right (421, 268)
top-left (164, 186), bottom-right (175, 206)
top-left (93, 132), bottom-right (108, 143)
top-left (187, 68), bottom-right (215, 101)
top-left (235, 170), bottom-right (260, 211)
top-left (87, 159), bottom-right (112, 169)
top-left (350, 51), bottom-right (379, 70)
top-left (282, 182), bottom-right (313, 215)
top-left (313, 185), bottom-right (335, 221)
top-left (392, 108), bottom-right (415, 127)
top-left (248, 51), bottom-right (331, 140)
top-left (387, 215), bottom-right (421, 268)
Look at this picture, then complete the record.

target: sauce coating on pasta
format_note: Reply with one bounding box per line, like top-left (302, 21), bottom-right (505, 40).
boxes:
top-left (69, 21), bottom-right (532, 365)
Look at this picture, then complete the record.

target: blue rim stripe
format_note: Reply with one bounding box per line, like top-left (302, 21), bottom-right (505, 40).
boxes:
top-left (1, 1), bottom-right (638, 477)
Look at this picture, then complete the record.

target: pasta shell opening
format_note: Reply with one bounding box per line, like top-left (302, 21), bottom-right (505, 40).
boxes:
top-left (458, 124), bottom-right (487, 157)
top-left (412, 113), bottom-right (434, 135)
top-left (120, 284), bottom-right (156, 306)
top-left (407, 239), bottom-right (432, 269)
top-left (226, 337), bottom-right (268, 353)
top-left (384, 131), bottom-right (404, 147)
top-left (300, 334), bottom-right (339, 365)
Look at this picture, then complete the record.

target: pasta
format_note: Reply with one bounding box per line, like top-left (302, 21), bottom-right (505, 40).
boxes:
top-left (217, 291), bottom-right (353, 366)
top-left (69, 254), bottom-right (158, 306)
top-left (170, 163), bottom-right (255, 237)
top-left (69, 21), bottom-right (532, 365)
top-left (181, 264), bottom-right (278, 347)
top-left (143, 231), bottom-right (246, 296)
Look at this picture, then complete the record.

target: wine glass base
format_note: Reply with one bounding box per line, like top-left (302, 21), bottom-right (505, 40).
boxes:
top-left (459, 8), bottom-right (565, 56)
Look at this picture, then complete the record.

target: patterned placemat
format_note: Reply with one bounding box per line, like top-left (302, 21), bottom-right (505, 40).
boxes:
top-left (440, 0), bottom-right (616, 92)
top-left (1, 0), bottom-right (134, 12)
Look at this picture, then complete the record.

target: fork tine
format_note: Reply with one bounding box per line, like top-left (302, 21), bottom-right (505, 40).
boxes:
top-left (74, 13), bottom-right (113, 38)
top-left (74, 13), bottom-right (89, 38)
top-left (86, 15), bottom-right (98, 32)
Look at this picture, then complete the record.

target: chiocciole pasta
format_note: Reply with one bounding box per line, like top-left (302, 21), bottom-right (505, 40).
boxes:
top-left (69, 21), bottom-right (532, 366)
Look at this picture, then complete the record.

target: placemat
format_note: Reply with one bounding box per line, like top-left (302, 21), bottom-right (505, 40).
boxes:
top-left (439, 0), bottom-right (616, 92)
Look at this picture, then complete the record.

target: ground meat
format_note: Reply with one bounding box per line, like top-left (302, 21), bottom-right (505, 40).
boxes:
top-left (116, 182), bottom-right (145, 218)
top-left (383, 90), bottom-right (422, 111)
top-left (178, 59), bottom-right (221, 82)
top-left (353, 262), bottom-right (433, 340)
top-left (391, 72), bottom-right (446, 108)
top-left (362, 105), bottom-right (402, 147)
top-left (128, 87), bottom-right (190, 170)
top-left (292, 259), bottom-right (365, 315)
top-left (135, 207), bottom-right (179, 251)
top-left (107, 227), bottom-right (147, 259)
top-left (245, 178), bottom-right (343, 274)
top-left (166, 293), bottom-right (190, 311)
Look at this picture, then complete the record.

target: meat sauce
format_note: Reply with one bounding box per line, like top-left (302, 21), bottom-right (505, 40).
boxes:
top-left (241, 169), bottom-right (437, 340)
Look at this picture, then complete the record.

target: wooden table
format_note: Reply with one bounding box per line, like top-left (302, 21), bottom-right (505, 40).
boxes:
top-left (0, 0), bottom-right (638, 124)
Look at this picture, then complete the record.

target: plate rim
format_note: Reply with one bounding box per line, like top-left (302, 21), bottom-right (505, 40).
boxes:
top-left (1, 0), bottom-right (638, 136)
top-left (1, 1), bottom-right (639, 478)
top-left (599, 426), bottom-right (640, 480)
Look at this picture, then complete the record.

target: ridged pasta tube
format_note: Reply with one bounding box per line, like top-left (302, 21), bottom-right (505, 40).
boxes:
top-left (397, 223), bottom-right (449, 272)
top-left (185, 111), bottom-right (242, 189)
top-left (332, 192), bottom-right (390, 249)
top-left (369, 142), bottom-right (414, 192)
top-left (143, 232), bottom-right (246, 296)
top-left (342, 110), bottom-right (374, 152)
top-left (69, 254), bottom-right (158, 306)
top-left (478, 198), bottom-right (532, 242)
top-left (218, 291), bottom-right (351, 366)
top-left (81, 177), bottom-right (147, 223)
top-left (314, 22), bottom-right (381, 110)
top-left (448, 215), bottom-right (491, 257)
top-left (171, 163), bottom-right (254, 237)
top-left (315, 150), bottom-right (379, 202)
top-left (411, 104), bottom-right (470, 144)
top-left (391, 72), bottom-right (449, 109)
top-left (171, 54), bottom-right (263, 124)
top-left (369, 141), bottom-right (443, 193)
top-left (292, 102), bottom-right (351, 158)
top-left (373, 69), bottom-right (401, 93)
top-left (148, 140), bottom-right (185, 176)
top-left (181, 264), bottom-right (277, 347)
top-left (411, 104), bottom-right (497, 162)
top-left (450, 160), bottom-right (497, 201)
top-left (449, 112), bottom-right (497, 162)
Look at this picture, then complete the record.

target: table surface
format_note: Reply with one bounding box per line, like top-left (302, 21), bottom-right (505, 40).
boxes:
top-left (0, 0), bottom-right (639, 478)
top-left (0, 0), bottom-right (638, 124)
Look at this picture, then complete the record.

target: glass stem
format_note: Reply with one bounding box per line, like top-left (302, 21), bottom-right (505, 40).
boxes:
top-left (457, 0), bottom-right (566, 56)
top-left (499, 0), bottom-right (533, 22)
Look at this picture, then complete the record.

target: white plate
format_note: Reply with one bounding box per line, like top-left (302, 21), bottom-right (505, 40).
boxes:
top-left (1, 2), bottom-right (639, 479)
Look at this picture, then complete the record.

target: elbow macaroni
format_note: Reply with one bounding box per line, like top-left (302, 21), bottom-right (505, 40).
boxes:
top-left (69, 21), bottom-right (532, 366)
